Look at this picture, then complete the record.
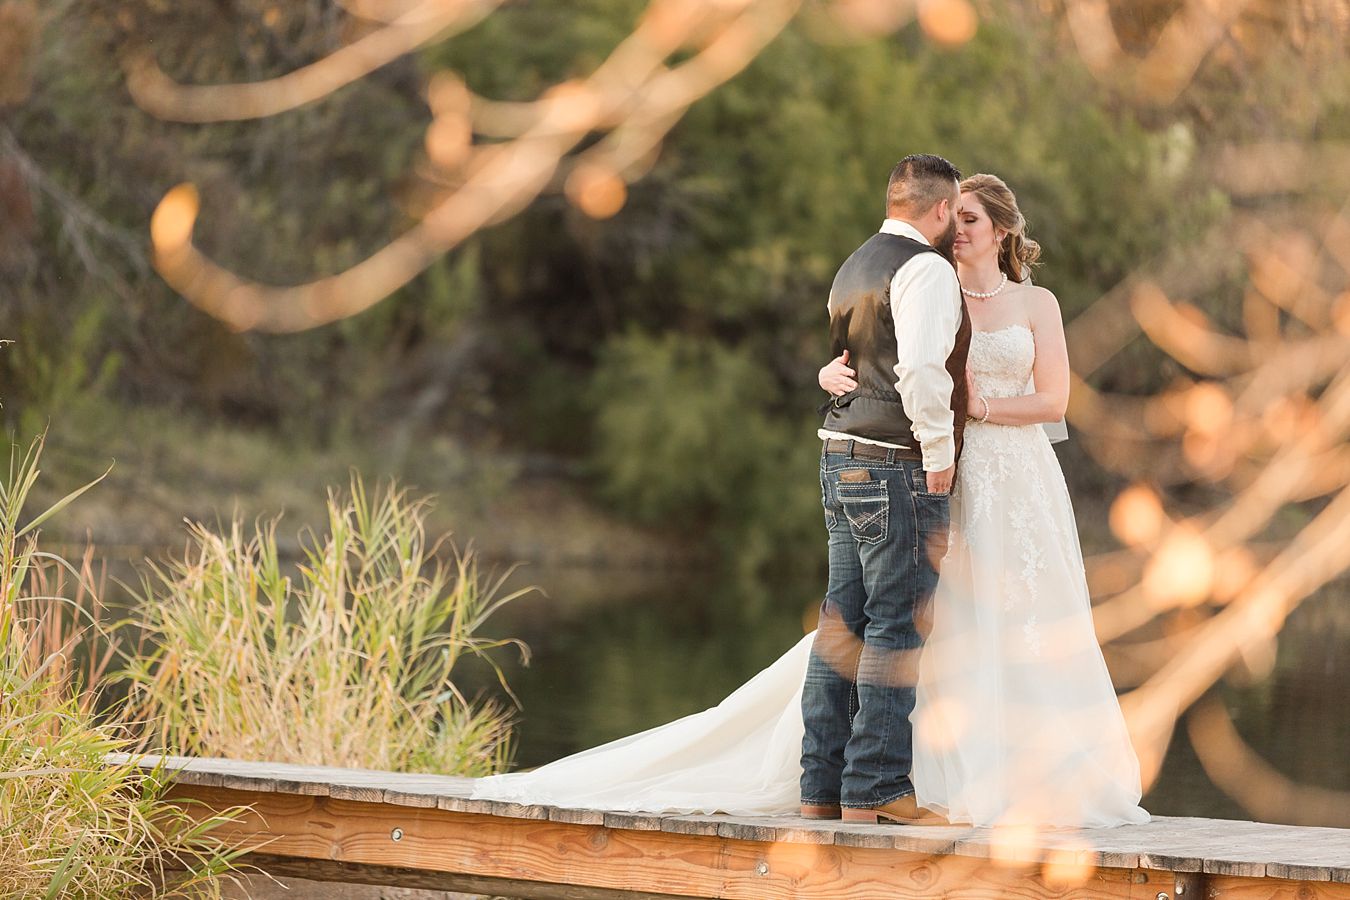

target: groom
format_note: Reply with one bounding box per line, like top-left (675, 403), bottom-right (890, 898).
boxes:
top-left (800, 154), bottom-right (971, 825)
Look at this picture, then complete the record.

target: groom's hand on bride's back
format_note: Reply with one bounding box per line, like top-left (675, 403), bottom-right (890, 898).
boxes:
top-left (820, 349), bottom-right (857, 396)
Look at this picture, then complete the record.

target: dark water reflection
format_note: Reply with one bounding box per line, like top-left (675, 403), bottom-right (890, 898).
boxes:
top-left (461, 564), bottom-right (1350, 823)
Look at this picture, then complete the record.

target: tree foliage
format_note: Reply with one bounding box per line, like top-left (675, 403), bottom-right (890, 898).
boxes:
top-left (2, 0), bottom-right (1344, 563)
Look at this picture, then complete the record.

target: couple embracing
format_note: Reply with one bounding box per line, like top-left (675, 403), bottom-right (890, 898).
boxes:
top-left (472, 154), bottom-right (1148, 830)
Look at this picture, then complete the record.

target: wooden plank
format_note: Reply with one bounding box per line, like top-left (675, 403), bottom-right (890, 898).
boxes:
top-left (130, 755), bottom-right (1350, 886)
top-left (178, 769), bottom-right (227, 789)
top-left (948, 828), bottom-right (1141, 870)
top-left (211, 772), bottom-right (273, 792)
top-left (714, 817), bottom-right (837, 845)
top-left (833, 826), bottom-right (903, 850)
top-left (550, 806), bottom-right (607, 826)
top-left (435, 795), bottom-right (481, 814)
top-left (241, 854), bottom-right (714, 899)
top-left (1205, 874), bottom-right (1350, 898)
top-left (488, 800), bottom-right (553, 821)
top-left (1267, 863), bottom-right (1337, 881)
top-left (113, 753), bottom-right (475, 799)
top-left (660, 815), bottom-right (723, 836)
top-left (166, 785), bottom-right (1176, 900)
top-left (329, 783), bottom-right (386, 803)
top-left (381, 789), bottom-right (439, 809)
top-left (1203, 858), bottom-right (1266, 878)
top-left (268, 778), bottom-right (331, 797)
top-left (830, 823), bottom-right (963, 856)
top-left (1140, 851), bottom-right (1207, 873)
top-left (602, 811), bottom-right (663, 831)
top-left (999, 815), bottom-right (1347, 878)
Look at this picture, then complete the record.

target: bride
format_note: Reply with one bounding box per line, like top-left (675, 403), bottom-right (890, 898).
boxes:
top-left (472, 174), bottom-right (1148, 829)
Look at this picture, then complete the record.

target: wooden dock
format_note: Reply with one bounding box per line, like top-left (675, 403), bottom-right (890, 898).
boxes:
top-left (114, 754), bottom-right (1350, 899)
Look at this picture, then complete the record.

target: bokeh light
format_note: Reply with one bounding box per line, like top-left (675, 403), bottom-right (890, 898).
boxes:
top-left (830, 0), bottom-right (912, 37)
top-left (989, 822), bottom-right (1040, 867)
top-left (1142, 525), bottom-right (1214, 610)
top-left (1109, 484), bottom-right (1165, 547)
top-left (426, 114), bottom-right (472, 170)
top-left (918, 0), bottom-right (977, 47)
top-left (566, 163), bottom-right (628, 220)
top-left (1041, 845), bottom-right (1095, 889)
top-left (149, 183), bottom-right (199, 255)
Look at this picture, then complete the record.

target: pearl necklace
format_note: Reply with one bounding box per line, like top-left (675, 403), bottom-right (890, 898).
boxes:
top-left (962, 272), bottom-right (1007, 299)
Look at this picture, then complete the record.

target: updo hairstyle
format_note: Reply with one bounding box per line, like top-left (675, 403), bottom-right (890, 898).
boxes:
top-left (959, 173), bottom-right (1041, 282)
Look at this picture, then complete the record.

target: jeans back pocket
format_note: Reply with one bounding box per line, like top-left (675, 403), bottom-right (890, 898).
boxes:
top-left (836, 479), bottom-right (890, 545)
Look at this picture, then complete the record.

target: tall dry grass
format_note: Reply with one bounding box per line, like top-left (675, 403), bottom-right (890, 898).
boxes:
top-left (123, 476), bottom-right (528, 774)
top-left (0, 435), bottom-right (244, 898)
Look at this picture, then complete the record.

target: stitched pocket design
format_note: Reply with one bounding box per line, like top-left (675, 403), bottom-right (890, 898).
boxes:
top-left (837, 480), bottom-right (890, 545)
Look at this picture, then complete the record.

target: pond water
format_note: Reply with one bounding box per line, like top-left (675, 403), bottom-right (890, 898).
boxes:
top-left (462, 562), bottom-right (1350, 823)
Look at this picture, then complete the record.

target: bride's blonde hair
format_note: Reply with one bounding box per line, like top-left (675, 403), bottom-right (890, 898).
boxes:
top-left (959, 173), bottom-right (1041, 282)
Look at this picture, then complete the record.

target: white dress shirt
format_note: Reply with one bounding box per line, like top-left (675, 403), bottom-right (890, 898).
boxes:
top-left (818, 219), bottom-right (963, 472)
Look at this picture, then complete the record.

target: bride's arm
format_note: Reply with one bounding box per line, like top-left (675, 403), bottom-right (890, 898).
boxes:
top-left (977, 288), bottom-right (1069, 426)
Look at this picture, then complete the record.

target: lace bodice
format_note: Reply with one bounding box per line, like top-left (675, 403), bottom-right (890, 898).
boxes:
top-left (958, 321), bottom-right (1064, 569)
top-left (969, 324), bottom-right (1035, 400)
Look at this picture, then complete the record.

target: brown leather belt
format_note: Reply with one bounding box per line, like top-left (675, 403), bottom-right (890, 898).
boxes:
top-left (822, 438), bottom-right (922, 462)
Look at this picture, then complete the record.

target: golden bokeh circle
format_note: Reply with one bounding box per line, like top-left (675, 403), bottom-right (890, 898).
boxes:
top-left (918, 0), bottom-right (978, 48)
top-left (150, 183), bottom-right (200, 253)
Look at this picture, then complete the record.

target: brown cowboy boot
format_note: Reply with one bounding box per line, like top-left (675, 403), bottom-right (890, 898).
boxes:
top-left (841, 794), bottom-right (950, 825)
top-left (800, 803), bottom-right (842, 819)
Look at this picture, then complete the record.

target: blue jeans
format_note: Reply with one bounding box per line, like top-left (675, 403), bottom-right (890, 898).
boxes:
top-left (800, 446), bottom-right (950, 808)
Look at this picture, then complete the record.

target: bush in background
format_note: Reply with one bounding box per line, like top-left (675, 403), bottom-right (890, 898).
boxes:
top-left (0, 436), bottom-right (242, 898)
top-left (123, 476), bottom-right (528, 775)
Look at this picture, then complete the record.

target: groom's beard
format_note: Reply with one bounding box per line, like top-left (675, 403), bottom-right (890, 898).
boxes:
top-left (934, 215), bottom-right (958, 263)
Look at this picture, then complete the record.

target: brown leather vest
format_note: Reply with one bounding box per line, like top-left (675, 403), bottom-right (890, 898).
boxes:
top-left (821, 232), bottom-right (972, 461)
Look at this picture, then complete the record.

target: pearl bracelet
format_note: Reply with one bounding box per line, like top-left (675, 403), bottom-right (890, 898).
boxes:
top-left (977, 396), bottom-right (991, 423)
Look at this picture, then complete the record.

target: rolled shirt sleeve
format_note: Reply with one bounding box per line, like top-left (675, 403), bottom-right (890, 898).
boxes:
top-left (890, 255), bottom-right (962, 471)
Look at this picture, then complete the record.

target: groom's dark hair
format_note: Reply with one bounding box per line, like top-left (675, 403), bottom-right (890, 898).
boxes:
top-left (887, 154), bottom-right (962, 218)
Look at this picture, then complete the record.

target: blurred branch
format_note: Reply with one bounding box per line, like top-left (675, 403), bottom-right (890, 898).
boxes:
top-left (1064, 0), bottom-right (1255, 103)
top-left (1215, 141), bottom-right (1350, 198)
top-left (1118, 484), bottom-right (1350, 788)
top-left (127, 0), bottom-right (501, 123)
top-left (0, 126), bottom-right (150, 280)
top-left (1056, 153), bottom-right (1350, 808)
top-left (145, 0), bottom-right (806, 332)
top-left (1092, 362), bottom-right (1350, 643)
top-left (1186, 695), bottom-right (1350, 827)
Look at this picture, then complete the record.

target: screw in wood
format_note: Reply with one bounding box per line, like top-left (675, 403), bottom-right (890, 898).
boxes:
top-left (1156, 893), bottom-right (1169, 900)
top-left (391, 828), bottom-right (404, 842)
top-left (756, 862), bottom-right (769, 876)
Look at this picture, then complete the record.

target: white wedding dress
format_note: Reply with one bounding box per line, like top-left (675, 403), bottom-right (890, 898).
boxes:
top-left (472, 325), bottom-right (1148, 827)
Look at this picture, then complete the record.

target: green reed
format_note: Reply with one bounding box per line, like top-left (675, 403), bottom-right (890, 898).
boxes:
top-left (122, 475), bottom-right (528, 775)
top-left (1, 435), bottom-right (245, 898)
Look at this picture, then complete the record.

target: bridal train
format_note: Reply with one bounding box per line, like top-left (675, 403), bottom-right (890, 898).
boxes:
top-left (471, 325), bottom-right (1147, 828)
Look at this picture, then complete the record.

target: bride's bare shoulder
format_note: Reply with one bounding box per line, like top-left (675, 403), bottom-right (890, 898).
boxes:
top-left (1011, 284), bottom-right (1061, 318)
top-left (1003, 284), bottom-right (1063, 336)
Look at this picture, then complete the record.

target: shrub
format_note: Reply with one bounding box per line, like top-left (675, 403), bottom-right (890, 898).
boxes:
top-left (589, 331), bottom-right (821, 574)
top-left (0, 436), bottom-right (242, 898)
top-left (123, 476), bottom-right (527, 775)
